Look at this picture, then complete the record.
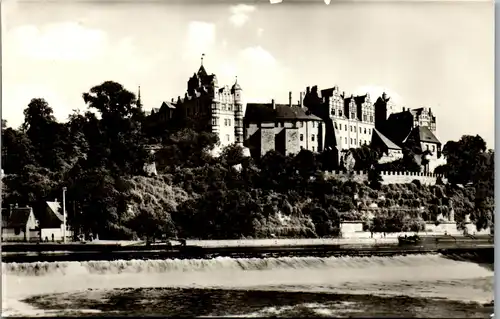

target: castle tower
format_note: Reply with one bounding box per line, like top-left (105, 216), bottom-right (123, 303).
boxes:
top-left (232, 76), bottom-right (243, 146)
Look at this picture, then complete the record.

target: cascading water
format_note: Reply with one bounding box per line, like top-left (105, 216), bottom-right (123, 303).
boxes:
top-left (2, 254), bottom-right (494, 317)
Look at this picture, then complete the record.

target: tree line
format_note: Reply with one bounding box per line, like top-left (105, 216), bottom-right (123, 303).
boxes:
top-left (1, 81), bottom-right (494, 240)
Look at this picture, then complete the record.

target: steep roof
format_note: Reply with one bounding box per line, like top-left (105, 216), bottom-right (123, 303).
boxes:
top-left (46, 201), bottom-right (64, 222)
top-left (245, 103), bottom-right (322, 123)
top-left (2, 207), bottom-right (33, 228)
top-left (275, 104), bottom-right (322, 121)
top-left (404, 126), bottom-right (440, 144)
top-left (161, 101), bottom-right (176, 109)
top-left (373, 128), bottom-right (402, 150)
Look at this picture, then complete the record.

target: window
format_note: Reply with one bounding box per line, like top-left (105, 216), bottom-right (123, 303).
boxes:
top-left (312, 146), bottom-right (315, 152)
top-left (312, 135), bottom-right (315, 141)
top-left (212, 118), bottom-right (216, 126)
top-left (312, 122), bottom-right (315, 128)
top-left (339, 124), bottom-right (342, 130)
top-left (222, 104), bottom-right (226, 111)
top-left (432, 145), bottom-right (435, 152)
top-left (335, 122), bottom-right (338, 129)
top-left (228, 105), bottom-right (232, 111)
top-left (226, 134), bottom-right (230, 142)
top-left (14, 227), bottom-right (20, 235)
top-left (359, 127), bottom-right (362, 133)
top-left (364, 128), bottom-right (367, 134)
top-left (300, 134), bottom-right (304, 141)
top-left (345, 125), bottom-right (347, 131)
top-left (350, 138), bottom-right (353, 144)
top-left (350, 126), bottom-right (353, 132)
top-left (368, 128), bottom-right (371, 134)
top-left (224, 119), bottom-right (228, 126)
top-left (331, 109), bottom-right (335, 115)
top-left (228, 119), bottom-right (231, 126)
top-left (363, 114), bottom-right (367, 121)
top-left (359, 140), bottom-right (362, 146)
top-left (426, 144), bottom-right (429, 151)
top-left (339, 110), bottom-right (343, 117)
top-left (370, 115), bottom-right (373, 122)
top-left (345, 137), bottom-right (347, 144)
top-left (351, 112), bottom-right (355, 119)
top-left (300, 122), bottom-right (304, 128)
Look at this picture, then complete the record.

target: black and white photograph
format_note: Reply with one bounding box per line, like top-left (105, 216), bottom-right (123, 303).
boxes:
top-left (0, 0), bottom-right (495, 317)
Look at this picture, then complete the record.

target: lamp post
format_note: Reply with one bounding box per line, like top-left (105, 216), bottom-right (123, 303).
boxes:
top-left (63, 187), bottom-right (67, 243)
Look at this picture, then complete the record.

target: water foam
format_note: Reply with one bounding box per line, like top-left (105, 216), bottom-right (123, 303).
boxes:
top-left (1, 254), bottom-right (475, 277)
top-left (2, 254), bottom-right (494, 316)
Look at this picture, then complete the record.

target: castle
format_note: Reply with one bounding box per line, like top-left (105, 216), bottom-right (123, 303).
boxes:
top-left (145, 57), bottom-right (445, 172)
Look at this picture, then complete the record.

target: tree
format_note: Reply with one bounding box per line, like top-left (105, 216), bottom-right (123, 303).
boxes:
top-left (350, 145), bottom-right (380, 171)
top-left (368, 169), bottom-right (383, 190)
top-left (81, 81), bottom-right (151, 176)
top-left (441, 135), bottom-right (488, 185)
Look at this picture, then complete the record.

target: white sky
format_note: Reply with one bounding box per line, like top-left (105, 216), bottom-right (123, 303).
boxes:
top-left (2, 0), bottom-right (494, 148)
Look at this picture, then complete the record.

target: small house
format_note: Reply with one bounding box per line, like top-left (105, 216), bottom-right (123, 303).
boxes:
top-left (1, 205), bottom-right (39, 242)
top-left (39, 200), bottom-right (72, 242)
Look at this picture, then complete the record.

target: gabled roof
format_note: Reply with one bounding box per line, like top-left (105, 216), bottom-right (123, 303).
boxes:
top-left (161, 101), bottom-right (176, 109)
top-left (2, 207), bottom-right (33, 228)
top-left (46, 201), bottom-right (64, 222)
top-left (354, 94), bottom-right (368, 105)
top-left (404, 126), bottom-right (440, 144)
top-left (373, 128), bottom-right (402, 150)
top-left (245, 103), bottom-right (322, 123)
top-left (275, 105), bottom-right (322, 121)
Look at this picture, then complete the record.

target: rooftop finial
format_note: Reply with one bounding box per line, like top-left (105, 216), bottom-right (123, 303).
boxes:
top-left (201, 53), bottom-right (205, 66)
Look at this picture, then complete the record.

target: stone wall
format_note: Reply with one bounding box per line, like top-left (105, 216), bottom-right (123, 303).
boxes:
top-left (285, 128), bottom-right (300, 156)
top-left (323, 170), bottom-right (446, 185)
top-left (260, 127), bottom-right (275, 157)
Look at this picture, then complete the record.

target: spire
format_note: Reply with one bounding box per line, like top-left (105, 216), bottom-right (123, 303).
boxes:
top-left (198, 53), bottom-right (208, 78)
top-left (137, 85), bottom-right (142, 108)
top-left (231, 75), bottom-right (242, 92)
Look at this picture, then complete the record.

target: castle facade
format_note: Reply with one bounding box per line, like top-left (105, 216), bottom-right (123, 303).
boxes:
top-left (146, 59), bottom-right (444, 171)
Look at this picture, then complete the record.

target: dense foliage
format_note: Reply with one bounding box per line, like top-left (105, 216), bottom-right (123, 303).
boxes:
top-left (1, 81), bottom-right (494, 240)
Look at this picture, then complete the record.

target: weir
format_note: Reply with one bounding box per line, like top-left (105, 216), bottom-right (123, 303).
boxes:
top-left (1, 243), bottom-right (493, 263)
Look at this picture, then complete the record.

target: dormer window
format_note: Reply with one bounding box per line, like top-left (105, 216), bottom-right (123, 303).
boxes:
top-left (351, 112), bottom-right (355, 119)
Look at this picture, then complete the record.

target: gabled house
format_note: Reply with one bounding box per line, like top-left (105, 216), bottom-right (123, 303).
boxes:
top-left (371, 128), bottom-right (404, 163)
top-left (39, 200), bottom-right (72, 242)
top-left (402, 126), bottom-right (443, 173)
top-left (1, 205), bottom-right (38, 242)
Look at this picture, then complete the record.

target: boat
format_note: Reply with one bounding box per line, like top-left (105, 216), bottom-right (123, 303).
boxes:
top-left (398, 234), bottom-right (422, 245)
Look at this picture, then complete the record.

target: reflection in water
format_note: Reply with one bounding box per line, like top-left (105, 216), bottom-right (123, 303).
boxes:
top-left (2, 254), bottom-right (494, 317)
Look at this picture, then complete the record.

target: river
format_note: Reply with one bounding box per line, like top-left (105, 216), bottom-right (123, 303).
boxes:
top-left (2, 253), bottom-right (494, 317)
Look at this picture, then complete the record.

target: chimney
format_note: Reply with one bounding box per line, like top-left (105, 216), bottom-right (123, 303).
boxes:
top-left (402, 107), bottom-right (405, 112)
top-left (306, 87), bottom-right (310, 94)
top-left (54, 198), bottom-right (58, 202)
top-left (299, 92), bottom-right (303, 107)
top-left (271, 99), bottom-right (275, 109)
top-left (289, 91), bottom-right (292, 107)
top-left (429, 107), bottom-right (432, 114)
top-left (171, 98), bottom-right (174, 103)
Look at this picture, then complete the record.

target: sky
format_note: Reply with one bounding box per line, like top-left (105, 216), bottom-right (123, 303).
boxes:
top-left (2, 0), bottom-right (495, 148)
